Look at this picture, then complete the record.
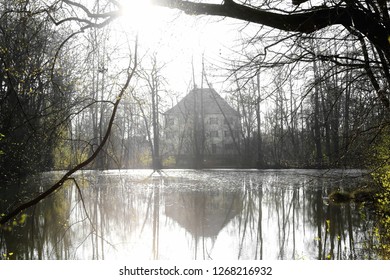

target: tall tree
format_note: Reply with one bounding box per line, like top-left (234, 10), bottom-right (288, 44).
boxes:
top-left (0, 0), bottom-right (75, 179)
top-left (153, 0), bottom-right (390, 109)
top-left (136, 54), bottom-right (167, 170)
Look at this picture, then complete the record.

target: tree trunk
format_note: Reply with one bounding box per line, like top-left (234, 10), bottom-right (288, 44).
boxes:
top-left (312, 58), bottom-right (323, 168)
top-left (256, 73), bottom-right (264, 168)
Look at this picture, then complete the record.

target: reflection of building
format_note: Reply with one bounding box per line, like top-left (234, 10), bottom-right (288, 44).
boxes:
top-left (163, 88), bottom-right (241, 168)
top-left (164, 190), bottom-right (243, 238)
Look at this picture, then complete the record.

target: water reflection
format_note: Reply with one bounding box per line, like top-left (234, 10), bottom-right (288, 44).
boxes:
top-left (165, 188), bottom-right (243, 259)
top-left (0, 169), bottom-right (383, 260)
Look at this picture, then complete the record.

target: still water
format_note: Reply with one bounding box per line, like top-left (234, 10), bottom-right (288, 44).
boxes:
top-left (0, 169), bottom-right (382, 260)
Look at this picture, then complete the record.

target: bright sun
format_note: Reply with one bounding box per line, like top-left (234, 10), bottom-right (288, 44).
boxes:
top-left (119, 0), bottom-right (162, 33)
top-left (115, 0), bottom-right (235, 93)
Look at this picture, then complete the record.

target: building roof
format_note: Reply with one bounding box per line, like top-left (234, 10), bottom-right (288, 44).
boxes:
top-left (165, 88), bottom-right (239, 117)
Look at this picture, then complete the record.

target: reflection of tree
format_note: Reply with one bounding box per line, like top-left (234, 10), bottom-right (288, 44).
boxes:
top-left (237, 173), bottom-right (378, 260)
top-left (233, 178), bottom-right (302, 260)
top-left (307, 178), bottom-right (373, 259)
top-left (254, 185), bottom-right (263, 259)
top-left (0, 175), bottom-right (73, 259)
top-left (78, 173), bottom-right (136, 259)
top-left (1, 170), bottom-right (385, 260)
top-left (315, 188), bottom-right (323, 259)
top-left (76, 173), bottom-right (163, 260)
top-left (236, 182), bottom-right (264, 259)
top-left (270, 183), bottom-right (302, 259)
top-left (152, 186), bottom-right (160, 259)
top-left (0, 172), bottom-right (133, 260)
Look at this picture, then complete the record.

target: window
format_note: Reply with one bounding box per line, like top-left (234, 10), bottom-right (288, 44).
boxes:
top-left (166, 118), bottom-right (175, 126)
top-left (209, 117), bottom-right (218, 124)
top-left (224, 131), bottom-right (230, 137)
top-left (210, 131), bottom-right (219, 137)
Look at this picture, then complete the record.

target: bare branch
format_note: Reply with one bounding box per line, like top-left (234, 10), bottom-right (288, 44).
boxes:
top-left (152, 0), bottom-right (390, 59)
top-left (0, 37), bottom-right (139, 226)
top-left (62, 0), bottom-right (120, 19)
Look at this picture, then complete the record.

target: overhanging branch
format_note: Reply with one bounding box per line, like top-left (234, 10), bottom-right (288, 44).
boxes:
top-left (152, 0), bottom-right (390, 58)
top-left (0, 37), bottom-right (138, 226)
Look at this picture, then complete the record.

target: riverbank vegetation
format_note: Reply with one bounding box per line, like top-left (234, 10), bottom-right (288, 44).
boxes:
top-left (2, 1), bottom-right (390, 178)
top-left (1, 1), bottom-right (390, 256)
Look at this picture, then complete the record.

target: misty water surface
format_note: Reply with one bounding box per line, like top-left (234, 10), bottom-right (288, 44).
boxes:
top-left (0, 169), bottom-right (381, 260)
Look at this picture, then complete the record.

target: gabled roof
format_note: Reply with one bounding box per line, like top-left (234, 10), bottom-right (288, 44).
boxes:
top-left (165, 88), bottom-right (239, 117)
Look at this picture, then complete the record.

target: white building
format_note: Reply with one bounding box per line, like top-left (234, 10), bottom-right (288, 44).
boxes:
top-left (163, 88), bottom-right (240, 168)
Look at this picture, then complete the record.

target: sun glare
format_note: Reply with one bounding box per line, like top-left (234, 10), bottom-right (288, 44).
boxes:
top-left (119, 0), bottom-right (160, 32)
top-left (115, 0), bottom-right (236, 93)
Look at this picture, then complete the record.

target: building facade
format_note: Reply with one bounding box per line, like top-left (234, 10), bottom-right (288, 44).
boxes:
top-left (163, 88), bottom-right (241, 168)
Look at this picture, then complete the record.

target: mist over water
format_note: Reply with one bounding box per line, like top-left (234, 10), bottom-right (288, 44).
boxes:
top-left (0, 169), bottom-right (380, 260)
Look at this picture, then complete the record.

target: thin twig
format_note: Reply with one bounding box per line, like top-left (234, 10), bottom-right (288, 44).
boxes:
top-left (0, 37), bottom-right (138, 226)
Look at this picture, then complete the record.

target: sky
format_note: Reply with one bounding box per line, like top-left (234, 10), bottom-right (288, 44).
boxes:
top-left (117, 0), bottom-right (243, 96)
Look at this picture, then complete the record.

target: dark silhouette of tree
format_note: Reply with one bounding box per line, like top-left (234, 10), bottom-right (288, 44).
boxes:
top-left (0, 0), bottom-right (75, 179)
top-left (152, 0), bottom-right (390, 108)
top-left (0, 0), bottom-right (139, 225)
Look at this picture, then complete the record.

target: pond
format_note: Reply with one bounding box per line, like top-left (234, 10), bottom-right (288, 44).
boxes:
top-left (0, 169), bottom-right (384, 260)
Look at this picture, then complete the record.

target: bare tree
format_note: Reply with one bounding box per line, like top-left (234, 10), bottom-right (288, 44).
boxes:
top-left (0, 37), bottom-right (138, 225)
top-left (136, 54), bottom-right (167, 170)
top-left (153, 0), bottom-right (390, 108)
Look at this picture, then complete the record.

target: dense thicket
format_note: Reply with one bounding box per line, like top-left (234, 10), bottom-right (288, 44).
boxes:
top-left (0, 1), bottom-right (74, 179)
top-left (173, 0), bottom-right (390, 168)
top-left (2, 0), bottom-right (390, 173)
top-left (226, 33), bottom-right (387, 168)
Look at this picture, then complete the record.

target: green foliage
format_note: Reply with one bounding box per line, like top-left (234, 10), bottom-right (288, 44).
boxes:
top-left (2, 252), bottom-right (14, 260)
top-left (139, 151), bottom-right (152, 167)
top-left (52, 128), bottom-right (89, 170)
top-left (368, 127), bottom-right (390, 259)
top-left (0, 1), bottom-right (74, 180)
top-left (0, 213), bottom-right (28, 232)
top-left (162, 155), bottom-right (176, 167)
top-left (370, 128), bottom-right (390, 191)
top-left (0, 133), bottom-right (4, 156)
